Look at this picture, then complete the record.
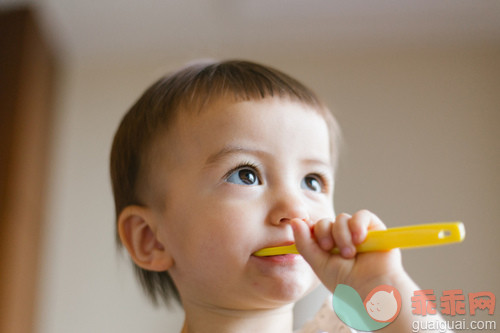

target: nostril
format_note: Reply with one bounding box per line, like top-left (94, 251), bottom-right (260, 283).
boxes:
top-left (268, 193), bottom-right (310, 226)
top-left (270, 217), bottom-right (291, 226)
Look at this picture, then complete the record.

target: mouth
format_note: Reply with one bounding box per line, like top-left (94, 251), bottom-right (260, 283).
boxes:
top-left (254, 253), bottom-right (301, 265)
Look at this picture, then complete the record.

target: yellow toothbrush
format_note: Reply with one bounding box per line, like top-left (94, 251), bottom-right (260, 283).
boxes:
top-left (253, 222), bottom-right (465, 256)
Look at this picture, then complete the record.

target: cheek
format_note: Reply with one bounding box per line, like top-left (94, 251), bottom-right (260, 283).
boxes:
top-left (309, 198), bottom-right (335, 221)
top-left (197, 188), bottom-right (266, 232)
top-left (162, 195), bottom-right (263, 260)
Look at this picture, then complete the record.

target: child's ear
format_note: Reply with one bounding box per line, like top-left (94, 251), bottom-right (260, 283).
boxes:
top-left (118, 205), bottom-right (173, 271)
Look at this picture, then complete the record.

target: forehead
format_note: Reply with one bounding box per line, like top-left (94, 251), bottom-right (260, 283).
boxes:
top-left (165, 97), bottom-right (332, 163)
top-left (186, 96), bottom-right (331, 133)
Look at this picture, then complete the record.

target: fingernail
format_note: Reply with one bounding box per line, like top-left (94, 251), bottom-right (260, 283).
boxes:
top-left (341, 247), bottom-right (354, 258)
top-left (354, 232), bottom-right (365, 244)
top-left (319, 238), bottom-right (331, 250)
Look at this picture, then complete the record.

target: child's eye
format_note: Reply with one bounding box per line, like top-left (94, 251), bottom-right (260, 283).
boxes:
top-left (225, 165), bottom-right (261, 185)
top-left (301, 174), bottom-right (325, 192)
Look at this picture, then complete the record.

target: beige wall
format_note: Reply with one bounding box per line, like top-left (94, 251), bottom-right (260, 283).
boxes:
top-left (36, 46), bottom-right (500, 332)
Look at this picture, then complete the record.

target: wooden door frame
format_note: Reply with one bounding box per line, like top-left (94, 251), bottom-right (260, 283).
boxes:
top-left (0, 6), bottom-right (56, 333)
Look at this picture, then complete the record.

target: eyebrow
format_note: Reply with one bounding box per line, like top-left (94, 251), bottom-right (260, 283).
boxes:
top-left (204, 144), bottom-right (333, 171)
top-left (205, 145), bottom-right (267, 165)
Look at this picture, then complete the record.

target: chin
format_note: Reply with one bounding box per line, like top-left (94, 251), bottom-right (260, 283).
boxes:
top-left (265, 272), bottom-right (320, 305)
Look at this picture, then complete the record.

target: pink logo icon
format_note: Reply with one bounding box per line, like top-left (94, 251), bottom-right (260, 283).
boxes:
top-left (364, 285), bottom-right (402, 323)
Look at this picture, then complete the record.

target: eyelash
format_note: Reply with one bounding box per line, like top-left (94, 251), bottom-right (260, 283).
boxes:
top-left (306, 171), bottom-right (331, 193)
top-left (223, 161), bottom-right (261, 181)
top-left (223, 162), bottom-right (331, 192)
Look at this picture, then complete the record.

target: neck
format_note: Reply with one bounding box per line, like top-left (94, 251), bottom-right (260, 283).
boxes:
top-left (180, 301), bottom-right (295, 333)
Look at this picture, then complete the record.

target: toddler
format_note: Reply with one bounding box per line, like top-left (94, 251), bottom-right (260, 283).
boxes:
top-left (110, 60), bottom-right (446, 332)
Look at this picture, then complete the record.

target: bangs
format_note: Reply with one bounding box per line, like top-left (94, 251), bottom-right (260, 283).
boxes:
top-left (151, 60), bottom-right (326, 117)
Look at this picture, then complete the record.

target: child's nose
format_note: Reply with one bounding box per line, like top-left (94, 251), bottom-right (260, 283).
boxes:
top-left (268, 189), bottom-right (309, 226)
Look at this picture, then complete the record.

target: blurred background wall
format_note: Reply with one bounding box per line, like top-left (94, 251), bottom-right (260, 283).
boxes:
top-left (1, 1), bottom-right (499, 332)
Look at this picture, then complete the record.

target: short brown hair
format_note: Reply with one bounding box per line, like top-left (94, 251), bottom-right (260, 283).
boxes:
top-left (110, 60), bottom-right (340, 306)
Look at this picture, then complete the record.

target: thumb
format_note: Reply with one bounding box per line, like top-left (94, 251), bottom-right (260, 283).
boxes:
top-left (291, 219), bottom-right (330, 275)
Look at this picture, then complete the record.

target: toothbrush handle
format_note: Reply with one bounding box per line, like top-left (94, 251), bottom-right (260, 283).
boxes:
top-left (253, 222), bottom-right (465, 256)
top-left (337, 221), bottom-right (465, 254)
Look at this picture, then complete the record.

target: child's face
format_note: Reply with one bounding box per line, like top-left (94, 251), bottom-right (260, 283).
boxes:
top-left (151, 97), bottom-right (335, 310)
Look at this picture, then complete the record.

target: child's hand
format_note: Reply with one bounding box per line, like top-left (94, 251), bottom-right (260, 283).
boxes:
top-left (291, 210), bottom-right (406, 294)
top-left (292, 211), bottom-right (452, 333)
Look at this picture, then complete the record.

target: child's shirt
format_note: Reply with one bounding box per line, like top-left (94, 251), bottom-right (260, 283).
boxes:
top-left (297, 296), bottom-right (357, 333)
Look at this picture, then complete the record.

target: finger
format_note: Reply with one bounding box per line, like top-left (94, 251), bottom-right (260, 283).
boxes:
top-left (291, 218), bottom-right (330, 271)
top-left (313, 218), bottom-right (335, 251)
top-left (332, 213), bottom-right (355, 258)
top-left (348, 210), bottom-right (372, 244)
top-left (349, 210), bottom-right (386, 244)
top-left (368, 211), bottom-right (386, 231)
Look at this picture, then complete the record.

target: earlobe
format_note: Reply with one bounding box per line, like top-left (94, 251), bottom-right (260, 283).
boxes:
top-left (118, 205), bottom-right (173, 271)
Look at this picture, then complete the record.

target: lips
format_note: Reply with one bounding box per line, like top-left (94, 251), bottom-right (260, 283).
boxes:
top-left (257, 253), bottom-right (300, 264)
